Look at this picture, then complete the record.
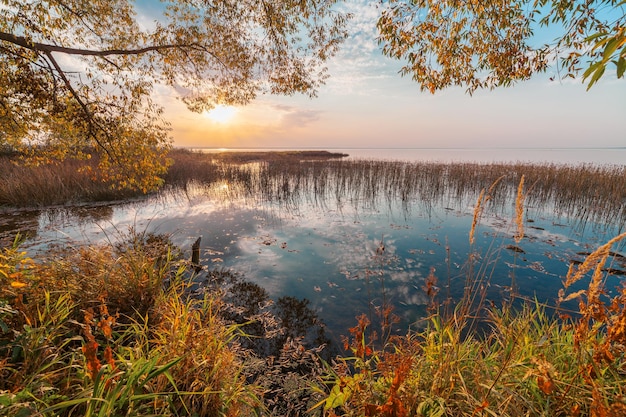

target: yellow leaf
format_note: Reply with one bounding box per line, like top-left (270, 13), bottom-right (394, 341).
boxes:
top-left (11, 281), bottom-right (28, 288)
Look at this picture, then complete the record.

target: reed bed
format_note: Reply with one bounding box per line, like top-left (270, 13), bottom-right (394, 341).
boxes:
top-left (173, 154), bottom-right (625, 231)
top-left (3, 151), bottom-right (626, 415)
top-left (0, 156), bottom-right (134, 208)
top-left (4, 149), bottom-right (625, 233)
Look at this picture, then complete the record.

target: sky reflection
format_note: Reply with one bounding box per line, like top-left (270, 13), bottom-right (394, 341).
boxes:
top-left (5, 169), bottom-right (623, 339)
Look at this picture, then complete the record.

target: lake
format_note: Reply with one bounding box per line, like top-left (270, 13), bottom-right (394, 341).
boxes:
top-left (194, 147), bottom-right (626, 165)
top-left (2, 150), bottom-right (625, 343)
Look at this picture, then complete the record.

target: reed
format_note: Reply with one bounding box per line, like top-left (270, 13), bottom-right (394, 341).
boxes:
top-left (319, 220), bottom-right (626, 417)
top-left (3, 151), bottom-right (626, 416)
top-left (0, 155), bottom-right (140, 208)
top-left (165, 154), bottom-right (626, 231)
top-left (4, 150), bottom-right (625, 234)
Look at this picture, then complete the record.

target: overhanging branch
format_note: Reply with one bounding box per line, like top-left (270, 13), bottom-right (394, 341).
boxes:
top-left (0, 31), bottom-right (184, 57)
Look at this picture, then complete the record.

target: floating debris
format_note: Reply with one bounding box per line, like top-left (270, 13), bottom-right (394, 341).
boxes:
top-left (260, 236), bottom-right (277, 246)
top-left (506, 245), bottom-right (526, 254)
top-left (528, 261), bottom-right (546, 273)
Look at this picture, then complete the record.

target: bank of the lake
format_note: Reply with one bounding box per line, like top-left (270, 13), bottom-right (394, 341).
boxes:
top-left (1, 149), bottom-right (626, 415)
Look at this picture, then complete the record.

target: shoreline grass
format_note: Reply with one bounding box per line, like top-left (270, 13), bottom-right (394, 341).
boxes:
top-left (2, 150), bottom-right (626, 415)
top-left (2, 228), bottom-right (626, 415)
top-left (2, 149), bottom-right (625, 232)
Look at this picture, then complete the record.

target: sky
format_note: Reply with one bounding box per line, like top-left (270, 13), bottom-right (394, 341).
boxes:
top-left (151, 1), bottom-right (626, 150)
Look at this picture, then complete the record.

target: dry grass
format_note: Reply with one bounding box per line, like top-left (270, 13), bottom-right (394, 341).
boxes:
top-left (4, 149), bottom-right (625, 233)
top-left (319, 178), bottom-right (626, 417)
top-left (0, 154), bottom-right (139, 208)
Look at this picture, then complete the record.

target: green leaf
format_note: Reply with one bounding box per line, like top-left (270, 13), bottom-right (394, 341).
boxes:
top-left (15, 407), bottom-right (34, 417)
top-left (0, 394), bottom-right (13, 407)
top-left (586, 65), bottom-right (606, 90)
top-left (617, 57), bottom-right (626, 79)
top-left (324, 373), bottom-right (364, 410)
top-left (585, 31), bottom-right (607, 44)
top-left (583, 61), bottom-right (602, 79)
top-left (602, 38), bottom-right (619, 62)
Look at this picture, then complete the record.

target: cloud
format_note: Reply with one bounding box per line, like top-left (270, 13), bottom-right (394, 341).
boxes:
top-left (323, 1), bottom-right (400, 95)
top-left (276, 106), bottom-right (323, 128)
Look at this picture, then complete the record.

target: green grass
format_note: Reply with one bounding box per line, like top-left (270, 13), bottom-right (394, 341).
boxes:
top-left (2, 154), bottom-right (626, 416)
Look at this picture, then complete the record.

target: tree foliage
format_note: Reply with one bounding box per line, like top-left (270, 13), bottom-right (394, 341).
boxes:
top-left (0, 0), bottom-right (348, 191)
top-left (377, 0), bottom-right (626, 93)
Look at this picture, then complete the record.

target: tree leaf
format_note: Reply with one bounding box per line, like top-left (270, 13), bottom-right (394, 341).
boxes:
top-left (617, 57), bottom-right (626, 79)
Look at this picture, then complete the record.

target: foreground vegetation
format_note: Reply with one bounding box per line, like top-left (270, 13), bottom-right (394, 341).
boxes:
top-left (2, 154), bottom-right (626, 415)
top-left (0, 230), bottom-right (331, 416)
top-left (2, 228), bottom-right (626, 416)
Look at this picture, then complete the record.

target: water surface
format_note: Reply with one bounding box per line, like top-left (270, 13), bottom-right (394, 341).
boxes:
top-left (2, 157), bottom-right (625, 340)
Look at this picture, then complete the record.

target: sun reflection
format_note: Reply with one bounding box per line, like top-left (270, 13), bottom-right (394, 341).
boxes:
top-left (204, 105), bottom-right (237, 123)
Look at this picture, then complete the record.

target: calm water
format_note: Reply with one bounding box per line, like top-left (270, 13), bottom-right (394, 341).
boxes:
top-left (195, 147), bottom-right (626, 165)
top-left (2, 150), bottom-right (625, 340)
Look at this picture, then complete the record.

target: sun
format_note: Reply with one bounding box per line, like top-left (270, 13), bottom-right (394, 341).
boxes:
top-left (204, 105), bottom-right (237, 123)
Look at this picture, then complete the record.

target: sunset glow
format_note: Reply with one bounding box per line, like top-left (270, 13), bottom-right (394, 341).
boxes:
top-left (204, 105), bottom-right (237, 123)
top-left (167, 2), bottom-right (624, 151)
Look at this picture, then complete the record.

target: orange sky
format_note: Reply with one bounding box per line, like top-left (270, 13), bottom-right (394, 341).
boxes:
top-left (155, 2), bottom-right (626, 150)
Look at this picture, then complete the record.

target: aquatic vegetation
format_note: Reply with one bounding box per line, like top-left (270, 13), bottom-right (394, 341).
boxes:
top-left (2, 153), bottom-right (626, 416)
top-left (164, 153), bottom-right (626, 232)
top-left (318, 178), bottom-right (626, 417)
top-left (3, 150), bottom-right (626, 236)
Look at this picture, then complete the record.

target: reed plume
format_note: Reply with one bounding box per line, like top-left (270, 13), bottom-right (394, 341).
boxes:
top-left (561, 231), bottom-right (626, 291)
top-left (514, 175), bottom-right (525, 244)
top-left (469, 175), bottom-right (505, 245)
top-left (469, 189), bottom-right (485, 245)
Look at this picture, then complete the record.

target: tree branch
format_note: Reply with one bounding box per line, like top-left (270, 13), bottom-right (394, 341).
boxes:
top-left (0, 31), bottom-right (185, 57)
top-left (43, 50), bottom-right (114, 160)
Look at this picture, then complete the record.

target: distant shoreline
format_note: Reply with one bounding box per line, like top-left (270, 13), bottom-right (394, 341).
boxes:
top-left (192, 149), bottom-right (349, 163)
top-left (185, 146), bottom-right (626, 151)
top-left (183, 147), bottom-right (626, 166)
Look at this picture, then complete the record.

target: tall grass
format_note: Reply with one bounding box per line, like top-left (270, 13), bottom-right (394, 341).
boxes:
top-left (317, 177), bottom-right (626, 417)
top-left (0, 227), bottom-right (335, 416)
top-left (4, 150), bottom-right (625, 234)
top-left (0, 231), bottom-right (260, 416)
top-left (0, 154), bottom-right (147, 208)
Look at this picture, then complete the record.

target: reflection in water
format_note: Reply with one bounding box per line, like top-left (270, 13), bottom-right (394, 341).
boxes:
top-left (2, 159), bottom-right (625, 338)
top-left (0, 209), bottom-right (41, 245)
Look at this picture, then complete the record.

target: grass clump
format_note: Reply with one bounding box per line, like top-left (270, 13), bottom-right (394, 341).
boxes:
top-left (0, 232), bottom-right (260, 416)
top-left (0, 229), bottom-right (333, 416)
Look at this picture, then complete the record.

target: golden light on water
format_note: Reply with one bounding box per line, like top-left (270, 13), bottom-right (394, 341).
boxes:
top-left (204, 105), bottom-right (237, 123)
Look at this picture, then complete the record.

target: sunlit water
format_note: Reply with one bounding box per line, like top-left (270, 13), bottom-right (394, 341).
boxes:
top-left (195, 147), bottom-right (626, 165)
top-left (2, 153), bottom-right (625, 342)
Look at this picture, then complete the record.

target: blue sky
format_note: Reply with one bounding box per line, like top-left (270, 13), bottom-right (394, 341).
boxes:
top-left (152, 1), bottom-right (626, 149)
